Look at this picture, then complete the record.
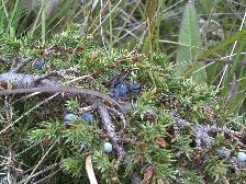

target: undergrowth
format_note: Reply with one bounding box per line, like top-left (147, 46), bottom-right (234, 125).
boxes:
top-left (0, 0), bottom-right (246, 184)
top-left (0, 26), bottom-right (245, 183)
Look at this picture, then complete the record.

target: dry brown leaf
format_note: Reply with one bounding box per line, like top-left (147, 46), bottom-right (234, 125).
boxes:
top-left (155, 137), bottom-right (169, 148)
top-left (202, 106), bottom-right (214, 119)
top-left (91, 50), bottom-right (99, 60)
top-left (42, 136), bottom-right (54, 147)
top-left (143, 164), bottom-right (156, 184)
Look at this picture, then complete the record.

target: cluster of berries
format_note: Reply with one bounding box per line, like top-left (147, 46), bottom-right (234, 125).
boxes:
top-left (64, 112), bottom-right (94, 124)
top-left (109, 77), bottom-right (141, 100)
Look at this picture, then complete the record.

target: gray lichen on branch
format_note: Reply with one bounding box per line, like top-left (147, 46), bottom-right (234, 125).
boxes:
top-left (0, 72), bottom-right (59, 88)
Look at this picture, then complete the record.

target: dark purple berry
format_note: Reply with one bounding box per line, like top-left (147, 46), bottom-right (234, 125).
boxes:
top-left (115, 83), bottom-right (128, 95)
top-left (111, 82), bottom-right (128, 100)
top-left (34, 59), bottom-right (44, 69)
top-left (111, 89), bottom-right (121, 100)
top-left (216, 149), bottom-right (231, 158)
top-left (80, 112), bottom-right (94, 122)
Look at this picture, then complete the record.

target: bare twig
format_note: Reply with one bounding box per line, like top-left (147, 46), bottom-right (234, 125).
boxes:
top-left (97, 105), bottom-right (126, 172)
top-left (23, 139), bottom-right (58, 184)
top-left (10, 58), bottom-right (33, 73)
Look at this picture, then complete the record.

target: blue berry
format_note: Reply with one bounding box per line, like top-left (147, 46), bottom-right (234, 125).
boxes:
top-left (216, 149), bottom-right (231, 158)
top-left (64, 113), bottom-right (79, 121)
top-left (80, 112), bottom-right (93, 122)
top-left (115, 83), bottom-right (128, 95)
top-left (111, 83), bottom-right (128, 100)
top-left (237, 152), bottom-right (246, 162)
top-left (111, 89), bottom-right (121, 100)
top-left (127, 82), bottom-right (141, 92)
top-left (103, 142), bottom-right (113, 153)
top-left (34, 59), bottom-right (44, 69)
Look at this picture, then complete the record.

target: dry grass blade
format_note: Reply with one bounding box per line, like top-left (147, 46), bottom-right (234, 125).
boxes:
top-left (144, 0), bottom-right (158, 56)
top-left (86, 155), bottom-right (98, 184)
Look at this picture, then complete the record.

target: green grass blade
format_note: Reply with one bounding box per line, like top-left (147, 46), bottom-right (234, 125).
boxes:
top-left (41, 0), bottom-right (46, 46)
top-left (176, 1), bottom-right (205, 83)
top-left (7, 0), bottom-right (24, 33)
top-left (221, 38), bottom-right (246, 114)
top-left (198, 28), bottom-right (246, 60)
